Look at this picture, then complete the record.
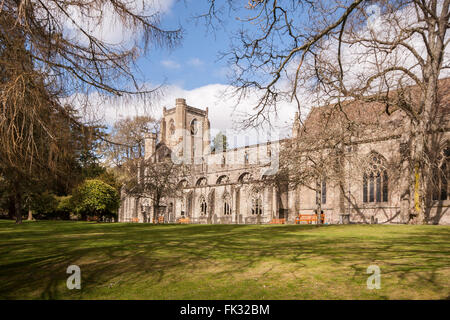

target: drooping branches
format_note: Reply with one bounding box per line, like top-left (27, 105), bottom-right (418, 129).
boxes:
top-left (0, 0), bottom-right (182, 222)
top-left (200, 0), bottom-right (449, 224)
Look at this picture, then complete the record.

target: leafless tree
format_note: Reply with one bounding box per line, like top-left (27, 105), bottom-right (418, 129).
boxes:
top-left (1, 0), bottom-right (181, 223)
top-left (100, 115), bottom-right (160, 168)
top-left (123, 148), bottom-right (190, 223)
top-left (201, 0), bottom-right (449, 224)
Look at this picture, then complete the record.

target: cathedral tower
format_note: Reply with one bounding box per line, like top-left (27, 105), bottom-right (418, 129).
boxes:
top-left (161, 98), bottom-right (211, 163)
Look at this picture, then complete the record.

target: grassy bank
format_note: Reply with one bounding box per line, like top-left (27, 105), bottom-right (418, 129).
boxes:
top-left (0, 221), bottom-right (448, 299)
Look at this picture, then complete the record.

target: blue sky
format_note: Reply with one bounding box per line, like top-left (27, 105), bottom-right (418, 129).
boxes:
top-left (96, 0), bottom-right (299, 147)
top-left (73, 1), bottom-right (450, 148)
top-left (138, 1), bottom-right (238, 90)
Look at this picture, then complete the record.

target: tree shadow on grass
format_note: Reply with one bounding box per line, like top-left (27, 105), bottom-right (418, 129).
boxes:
top-left (0, 222), bottom-right (448, 299)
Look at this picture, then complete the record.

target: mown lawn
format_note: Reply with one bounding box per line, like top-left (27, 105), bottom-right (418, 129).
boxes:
top-left (0, 220), bottom-right (448, 299)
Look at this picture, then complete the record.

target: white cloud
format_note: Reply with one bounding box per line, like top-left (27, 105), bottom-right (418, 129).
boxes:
top-left (187, 58), bottom-right (204, 67)
top-left (152, 0), bottom-right (176, 15)
top-left (313, 3), bottom-right (450, 95)
top-left (72, 2), bottom-right (450, 152)
top-left (42, 0), bottom-right (176, 47)
top-left (161, 59), bottom-right (181, 69)
top-left (96, 83), bottom-right (299, 148)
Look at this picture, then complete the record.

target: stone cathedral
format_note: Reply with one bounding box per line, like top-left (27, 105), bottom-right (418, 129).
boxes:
top-left (119, 83), bottom-right (450, 225)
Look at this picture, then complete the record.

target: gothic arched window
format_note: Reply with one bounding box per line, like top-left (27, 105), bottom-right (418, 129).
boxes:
top-left (200, 196), bottom-right (207, 215)
top-left (196, 177), bottom-right (207, 187)
top-left (363, 153), bottom-right (388, 203)
top-left (238, 172), bottom-right (252, 183)
top-left (251, 196), bottom-right (263, 215)
top-left (223, 192), bottom-right (231, 215)
top-left (224, 202), bottom-right (231, 215)
top-left (216, 175), bottom-right (229, 185)
top-left (169, 119), bottom-right (175, 135)
top-left (178, 179), bottom-right (188, 188)
top-left (190, 119), bottom-right (198, 135)
top-left (432, 146), bottom-right (449, 201)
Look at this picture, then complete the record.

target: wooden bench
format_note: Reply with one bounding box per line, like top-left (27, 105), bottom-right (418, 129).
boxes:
top-left (269, 218), bottom-right (286, 224)
top-left (151, 216), bottom-right (165, 224)
top-left (131, 217), bottom-right (139, 223)
top-left (178, 217), bottom-right (190, 224)
top-left (295, 214), bottom-right (325, 224)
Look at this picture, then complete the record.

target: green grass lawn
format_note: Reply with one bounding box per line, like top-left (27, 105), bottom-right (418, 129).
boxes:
top-left (0, 220), bottom-right (449, 299)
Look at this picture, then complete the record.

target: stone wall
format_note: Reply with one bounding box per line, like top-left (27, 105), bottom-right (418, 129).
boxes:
top-left (118, 98), bottom-right (450, 225)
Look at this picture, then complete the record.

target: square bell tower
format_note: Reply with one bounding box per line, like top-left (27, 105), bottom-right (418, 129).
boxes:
top-left (161, 98), bottom-right (210, 163)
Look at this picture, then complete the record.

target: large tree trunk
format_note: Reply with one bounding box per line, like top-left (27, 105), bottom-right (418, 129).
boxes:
top-left (411, 72), bottom-right (439, 224)
top-left (27, 207), bottom-right (33, 221)
top-left (411, 2), bottom-right (449, 223)
top-left (400, 67), bottom-right (441, 225)
top-left (404, 117), bottom-right (427, 225)
top-left (399, 134), bottom-right (412, 224)
top-left (316, 187), bottom-right (322, 225)
top-left (153, 204), bottom-right (158, 223)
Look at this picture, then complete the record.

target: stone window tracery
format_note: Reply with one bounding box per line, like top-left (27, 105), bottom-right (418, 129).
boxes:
top-left (251, 196), bottom-right (263, 215)
top-left (363, 153), bottom-right (388, 203)
top-left (432, 146), bottom-right (449, 201)
top-left (223, 192), bottom-right (231, 215)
